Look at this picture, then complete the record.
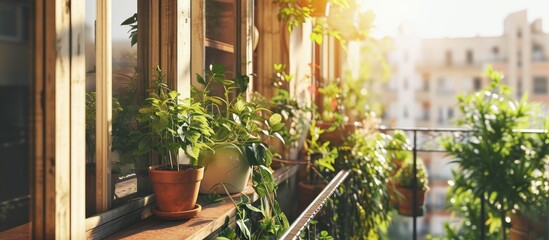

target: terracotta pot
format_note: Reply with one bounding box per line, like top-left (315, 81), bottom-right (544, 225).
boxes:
top-left (149, 165), bottom-right (204, 213)
top-left (316, 121), bottom-right (358, 145)
top-left (395, 185), bottom-right (426, 217)
top-left (298, 181), bottom-right (326, 212)
top-left (387, 180), bottom-right (398, 208)
top-left (510, 212), bottom-right (547, 240)
top-left (298, 0), bottom-right (329, 17)
top-left (200, 148), bottom-right (251, 194)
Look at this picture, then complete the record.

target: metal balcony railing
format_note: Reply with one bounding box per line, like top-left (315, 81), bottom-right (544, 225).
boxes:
top-left (282, 127), bottom-right (548, 240)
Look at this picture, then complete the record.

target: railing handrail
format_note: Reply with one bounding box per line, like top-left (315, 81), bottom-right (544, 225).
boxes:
top-left (279, 170), bottom-right (350, 240)
top-left (378, 126), bottom-right (548, 134)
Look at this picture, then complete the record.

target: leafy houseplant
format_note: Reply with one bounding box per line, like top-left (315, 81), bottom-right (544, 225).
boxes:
top-left (193, 64), bottom-right (285, 194)
top-left (194, 64), bottom-right (289, 238)
top-left (132, 67), bottom-right (213, 219)
top-left (442, 67), bottom-right (549, 238)
top-left (386, 130), bottom-right (411, 171)
top-left (298, 120), bottom-right (338, 211)
top-left (393, 158), bottom-right (429, 216)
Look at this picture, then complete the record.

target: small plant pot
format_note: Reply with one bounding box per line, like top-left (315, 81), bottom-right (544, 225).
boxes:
top-left (200, 148), bottom-right (251, 194)
top-left (149, 165), bottom-right (203, 218)
top-left (297, 181), bottom-right (326, 212)
top-left (298, 0), bottom-right (329, 17)
top-left (509, 212), bottom-right (547, 240)
top-left (395, 185), bottom-right (426, 217)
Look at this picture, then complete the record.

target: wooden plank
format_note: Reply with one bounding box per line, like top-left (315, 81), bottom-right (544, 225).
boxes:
top-left (96, 0), bottom-right (113, 212)
top-left (240, 0), bottom-right (254, 100)
top-left (160, 0), bottom-right (177, 88)
top-left (32, 0), bottom-right (45, 238)
top-left (204, 38), bottom-right (235, 53)
top-left (102, 166), bottom-right (299, 239)
top-left (191, 0), bottom-right (204, 89)
top-left (70, 0), bottom-right (86, 238)
top-left (177, 0), bottom-right (192, 98)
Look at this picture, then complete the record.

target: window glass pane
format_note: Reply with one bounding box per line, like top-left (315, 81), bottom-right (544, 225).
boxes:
top-left (86, 0), bottom-right (147, 216)
top-left (0, 0), bottom-right (31, 236)
top-left (111, 0), bottom-right (142, 208)
top-left (85, 0), bottom-right (97, 216)
top-left (205, 0), bottom-right (236, 84)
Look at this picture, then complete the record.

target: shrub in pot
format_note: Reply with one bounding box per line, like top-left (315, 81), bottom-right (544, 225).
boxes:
top-left (131, 67), bottom-right (213, 219)
top-left (442, 67), bottom-right (549, 237)
top-left (393, 158), bottom-right (429, 216)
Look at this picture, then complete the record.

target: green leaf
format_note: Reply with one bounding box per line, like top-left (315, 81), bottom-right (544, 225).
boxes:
top-left (269, 113), bottom-right (282, 125)
top-left (196, 74), bottom-right (205, 85)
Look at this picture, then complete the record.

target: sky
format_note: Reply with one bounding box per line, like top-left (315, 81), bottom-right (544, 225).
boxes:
top-left (360, 0), bottom-right (549, 38)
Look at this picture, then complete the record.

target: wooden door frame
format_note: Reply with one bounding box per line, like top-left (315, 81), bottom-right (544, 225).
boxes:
top-left (33, 0), bottom-right (86, 238)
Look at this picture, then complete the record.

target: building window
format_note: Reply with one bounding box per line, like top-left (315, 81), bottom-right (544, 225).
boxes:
top-left (403, 107), bottom-right (408, 119)
top-left (473, 77), bottom-right (481, 91)
top-left (492, 46), bottom-right (499, 55)
top-left (466, 50), bottom-right (473, 65)
top-left (438, 107), bottom-right (444, 124)
top-left (403, 77), bottom-right (408, 90)
top-left (448, 108), bottom-right (454, 119)
top-left (533, 44), bottom-right (544, 61)
top-left (445, 50), bottom-right (452, 66)
top-left (422, 102), bottom-right (430, 121)
top-left (518, 78), bottom-right (523, 98)
top-left (423, 74), bottom-right (430, 91)
top-left (517, 29), bottom-right (522, 38)
top-left (533, 77), bottom-right (548, 94)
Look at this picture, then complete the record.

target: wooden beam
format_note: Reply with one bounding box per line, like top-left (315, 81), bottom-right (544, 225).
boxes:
top-left (191, 0), bottom-right (204, 89)
top-left (177, 0), bottom-right (192, 97)
top-left (96, 0), bottom-right (113, 212)
top-left (70, 0), bottom-right (86, 238)
top-left (32, 0), bottom-right (45, 238)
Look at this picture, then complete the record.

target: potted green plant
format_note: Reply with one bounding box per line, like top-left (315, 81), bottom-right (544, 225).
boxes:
top-left (193, 64), bottom-right (285, 194)
top-left (442, 67), bottom-right (549, 238)
top-left (393, 158), bottom-right (429, 216)
top-left (386, 130), bottom-right (411, 171)
top-left (131, 67), bottom-right (213, 219)
top-left (194, 64), bottom-right (289, 238)
top-left (258, 64), bottom-right (313, 167)
top-left (298, 120), bottom-right (338, 211)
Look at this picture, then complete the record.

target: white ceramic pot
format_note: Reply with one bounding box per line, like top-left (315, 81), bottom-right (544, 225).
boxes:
top-left (200, 147), bottom-right (251, 194)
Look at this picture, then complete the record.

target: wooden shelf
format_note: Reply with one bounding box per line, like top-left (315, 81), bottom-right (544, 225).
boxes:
top-left (205, 38), bottom-right (234, 53)
top-left (105, 165), bottom-right (299, 240)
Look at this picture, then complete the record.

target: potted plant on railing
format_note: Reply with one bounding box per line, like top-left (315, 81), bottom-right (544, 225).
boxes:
top-left (131, 67), bottom-right (213, 220)
top-left (393, 158), bottom-right (429, 216)
top-left (298, 120), bottom-right (338, 211)
top-left (442, 67), bottom-right (549, 238)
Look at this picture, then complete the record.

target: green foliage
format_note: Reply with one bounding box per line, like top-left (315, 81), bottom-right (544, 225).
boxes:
top-left (330, 131), bottom-right (393, 239)
top-left (121, 13), bottom-right (138, 47)
top-left (85, 92), bottom-right (123, 162)
top-left (131, 67), bottom-right (213, 168)
top-left (385, 130), bottom-right (411, 163)
top-left (194, 64), bottom-right (289, 239)
top-left (393, 158), bottom-right (429, 191)
top-left (441, 66), bottom-right (549, 236)
top-left (274, 0), bottom-right (349, 48)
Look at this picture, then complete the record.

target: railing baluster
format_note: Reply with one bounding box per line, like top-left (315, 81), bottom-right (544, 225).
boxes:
top-left (413, 129), bottom-right (418, 240)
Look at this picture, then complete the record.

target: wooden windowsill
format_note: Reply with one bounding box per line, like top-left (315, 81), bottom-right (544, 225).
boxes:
top-left (105, 165), bottom-right (299, 240)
